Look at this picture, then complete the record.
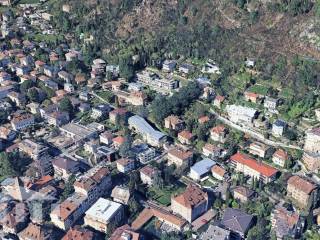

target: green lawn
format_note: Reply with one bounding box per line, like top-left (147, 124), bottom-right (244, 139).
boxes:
top-left (247, 84), bottom-right (269, 96)
top-left (18, 0), bottom-right (39, 4)
top-left (148, 186), bottom-right (185, 206)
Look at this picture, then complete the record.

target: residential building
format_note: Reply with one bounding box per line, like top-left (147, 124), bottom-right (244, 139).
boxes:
top-left (248, 141), bottom-right (270, 158)
top-left (47, 111), bottom-right (70, 126)
top-left (0, 202), bottom-right (29, 234)
top-left (230, 152), bottom-right (278, 183)
top-left (110, 224), bottom-right (142, 240)
top-left (91, 104), bottom-right (111, 120)
top-left (171, 184), bottom-right (209, 222)
top-left (178, 130), bottom-right (194, 145)
top-left (201, 61), bottom-right (220, 74)
top-left (133, 144), bottom-right (156, 163)
top-left (210, 125), bottom-right (227, 143)
top-left (315, 108), bottom-right (320, 121)
top-left (116, 90), bottom-right (147, 106)
top-left (162, 60), bottom-right (177, 72)
top-left (304, 128), bottom-right (320, 153)
top-left (60, 123), bottom-right (98, 144)
top-left (164, 115), bottom-right (184, 131)
top-left (128, 115), bottom-right (167, 147)
top-left (7, 91), bottom-right (26, 106)
top-left (264, 96), bottom-right (279, 111)
top-left (287, 175), bottom-right (317, 210)
top-left (100, 131), bottom-right (113, 146)
top-left (213, 95), bottom-right (225, 109)
top-left (116, 158), bottom-right (135, 173)
top-left (109, 108), bottom-right (128, 124)
top-left (202, 143), bottom-right (222, 158)
top-left (201, 225), bottom-right (231, 240)
top-left (272, 119), bottom-right (287, 137)
top-left (179, 63), bottom-right (195, 74)
top-left (84, 198), bottom-right (124, 233)
top-left (190, 158), bottom-right (216, 181)
top-left (198, 115), bottom-right (210, 124)
top-left (211, 165), bottom-right (226, 181)
top-left (221, 208), bottom-right (253, 238)
top-left (11, 113), bottom-right (34, 131)
top-left (113, 136), bottom-right (125, 148)
top-left (140, 165), bottom-right (160, 186)
top-left (136, 70), bottom-right (179, 91)
top-left (52, 156), bottom-right (80, 180)
top-left (0, 126), bottom-right (16, 141)
top-left (225, 105), bottom-right (258, 125)
top-left (62, 226), bottom-right (95, 240)
top-left (271, 206), bottom-right (304, 240)
top-left (272, 149), bottom-right (289, 168)
top-left (18, 223), bottom-right (53, 240)
top-left (244, 91), bottom-right (259, 103)
top-left (167, 147), bottom-right (193, 167)
top-left (303, 151), bottom-right (320, 173)
top-left (233, 186), bottom-right (255, 203)
top-left (111, 186), bottom-right (131, 205)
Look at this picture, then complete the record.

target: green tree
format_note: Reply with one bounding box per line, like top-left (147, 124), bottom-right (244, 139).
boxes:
top-left (0, 152), bottom-right (16, 181)
top-left (0, 111), bottom-right (8, 124)
top-left (60, 175), bottom-right (76, 201)
top-left (59, 97), bottom-right (74, 115)
top-left (27, 88), bottom-right (40, 102)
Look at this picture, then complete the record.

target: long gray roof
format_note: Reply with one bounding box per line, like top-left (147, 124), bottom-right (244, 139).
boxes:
top-left (222, 208), bottom-right (253, 234)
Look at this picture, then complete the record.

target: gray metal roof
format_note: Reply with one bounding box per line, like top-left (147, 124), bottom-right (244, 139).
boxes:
top-left (222, 208), bottom-right (253, 235)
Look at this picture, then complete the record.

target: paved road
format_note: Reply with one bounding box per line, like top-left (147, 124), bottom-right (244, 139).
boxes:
top-left (209, 108), bottom-right (302, 150)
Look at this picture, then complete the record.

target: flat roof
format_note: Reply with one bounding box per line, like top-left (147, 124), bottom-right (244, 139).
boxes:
top-left (191, 158), bottom-right (216, 176)
top-left (85, 198), bottom-right (122, 221)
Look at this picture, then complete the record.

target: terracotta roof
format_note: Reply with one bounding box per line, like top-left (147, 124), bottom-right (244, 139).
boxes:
top-left (110, 108), bottom-right (128, 115)
top-left (245, 91), bottom-right (259, 98)
top-left (18, 223), bottom-right (51, 240)
top-left (172, 184), bottom-right (208, 209)
top-left (230, 152), bottom-right (278, 177)
top-left (12, 113), bottom-right (34, 124)
top-left (113, 136), bottom-right (125, 145)
top-left (203, 143), bottom-right (221, 152)
top-left (140, 165), bottom-right (158, 177)
top-left (74, 177), bottom-right (97, 191)
top-left (178, 130), bottom-right (193, 140)
top-left (62, 225), bottom-right (94, 240)
top-left (273, 149), bottom-right (288, 160)
top-left (198, 116), bottom-right (210, 124)
top-left (211, 165), bottom-right (226, 177)
top-left (110, 224), bottom-right (140, 240)
top-left (233, 186), bottom-right (254, 198)
top-left (215, 95), bottom-right (225, 102)
top-left (165, 115), bottom-right (183, 125)
top-left (287, 175), bottom-right (316, 195)
top-left (28, 175), bottom-right (53, 190)
top-left (168, 148), bottom-right (193, 161)
top-left (211, 125), bottom-right (226, 134)
top-left (117, 158), bottom-right (134, 166)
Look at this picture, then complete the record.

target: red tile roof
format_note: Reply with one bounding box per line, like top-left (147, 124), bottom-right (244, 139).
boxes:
top-left (287, 175), bottom-right (316, 195)
top-left (172, 184), bottom-right (208, 209)
top-left (230, 152), bottom-right (278, 177)
top-left (178, 130), bottom-right (193, 140)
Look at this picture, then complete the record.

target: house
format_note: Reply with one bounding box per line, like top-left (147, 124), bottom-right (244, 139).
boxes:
top-left (65, 51), bottom-right (81, 62)
top-left (0, 71), bottom-right (11, 82)
top-left (202, 143), bottom-right (222, 158)
top-left (214, 95), bottom-right (225, 109)
top-left (221, 208), bottom-right (253, 238)
top-left (64, 83), bottom-right (75, 93)
top-left (302, 151), bottom-right (320, 173)
top-left (201, 225), bottom-right (231, 240)
top-left (273, 149), bottom-right (289, 168)
top-left (91, 104), bottom-right (111, 120)
top-left (84, 198), bottom-right (124, 233)
top-left (198, 115), bottom-right (210, 125)
top-left (51, 164), bottom-right (112, 230)
top-left (244, 91), bottom-right (259, 103)
top-left (132, 144), bottom-right (156, 163)
top-left (140, 165), bottom-right (160, 186)
top-left (211, 165), bottom-right (226, 181)
top-left (7, 91), bottom-right (26, 106)
top-left (0, 202), bottom-right (29, 234)
top-left (272, 119), bottom-right (287, 137)
top-left (190, 158), bottom-right (216, 181)
top-left (233, 186), bottom-right (255, 203)
top-left (287, 175), bottom-right (317, 210)
top-left (171, 184), bottom-right (209, 222)
top-left (26, 102), bottom-right (40, 114)
top-left (201, 61), bottom-right (221, 74)
top-left (264, 96), bottom-right (279, 111)
top-left (226, 105), bottom-right (258, 125)
top-left (52, 156), bottom-right (80, 180)
top-left (210, 125), bottom-right (227, 143)
top-left (11, 113), bottom-right (34, 131)
top-left (100, 131), bottom-right (113, 146)
top-left (116, 158), bottom-right (135, 173)
top-left (47, 111), bottom-right (70, 126)
top-left (179, 63), bottom-right (195, 74)
top-left (128, 82), bottom-right (143, 92)
top-left (18, 223), bottom-right (53, 240)
top-left (110, 224), bottom-right (142, 240)
top-left (167, 147), bottom-right (193, 167)
top-left (164, 115), bottom-right (184, 131)
top-left (111, 186), bottom-right (131, 205)
top-left (109, 108), bottom-right (128, 124)
top-left (304, 128), bottom-right (320, 153)
top-left (245, 59), bottom-right (255, 68)
top-left (178, 130), bottom-right (194, 145)
top-left (271, 206), bottom-right (304, 240)
top-left (162, 60), bottom-right (177, 72)
top-left (115, 90), bottom-right (147, 106)
top-left (128, 115), bottom-right (167, 147)
top-left (248, 142), bottom-right (271, 158)
top-left (113, 136), bottom-right (125, 148)
top-left (0, 126), bottom-right (16, 141)
top-left (230, 152), bottom-right (278, 183)
top-left (62, 226), bottom-right (95, 240)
